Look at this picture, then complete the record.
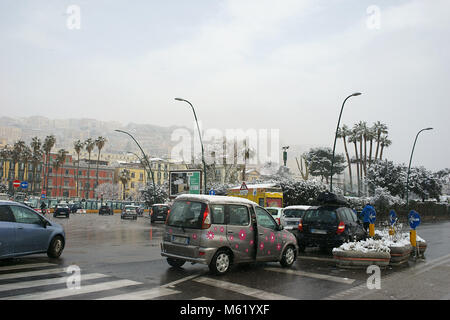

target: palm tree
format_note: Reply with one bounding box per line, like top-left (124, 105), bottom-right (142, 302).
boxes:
top-left (9, 141), bottom-right (25, 190)
top-left (379, 135), bottom-right (392, 160)
top-left (95, 136), bottom-right (107, 196)
top-left (338, 125), bottom-right (353, 192)
top-left (373, 122), bottom-right (388, 160)
top-left (0, 146), bottom-right (10, 184)
top-left (20, 146), bottom-right (33, 182)
top-left (73, 140), bottom-right (84, 198)
top-left (353, 122), bottom-right (364, 182)
top-left (366, 125), bottom-right (376, 166)
top-left (56, 149), bottom-right (68, 198)
top-left (30, 137), bottom-right (43, 194)
top-left (360, 122), bottom-right (369, 175)
top-left (118, 168), bottom-right (131, 200)
top-left (84, 138), bottom-right (95, 199)
top-left (42, 135), bottom-right (56, 194)
top-left (348, 130), bottom-right (361, 196)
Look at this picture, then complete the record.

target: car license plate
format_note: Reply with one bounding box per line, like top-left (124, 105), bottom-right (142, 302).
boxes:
top-left (288, 221), bottom-right (298, 225)
top-left (172, 236), bottom-right (189, 245)
top-left (311, 229), bottom-right (327, 235)
top-left (157, 215), bottom-right (163, 218)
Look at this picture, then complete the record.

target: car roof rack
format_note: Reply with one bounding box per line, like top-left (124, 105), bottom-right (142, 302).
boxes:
top-left (316, 191), bottom-right (349, 206)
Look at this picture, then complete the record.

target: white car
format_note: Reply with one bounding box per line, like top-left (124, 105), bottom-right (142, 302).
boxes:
top-left (281, 205), bottom-right (311, 231)
top-left (265, 207), bottom-right (283, 225)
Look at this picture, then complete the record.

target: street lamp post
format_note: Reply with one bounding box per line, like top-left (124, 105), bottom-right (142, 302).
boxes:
top-left (175, 98), bottom-right (207, 194)
top-left (330, 92), bottom-right (362, 193)
top-left (405, 127), bottom-right (433, 205)
top-left (115, 129), bottom-right (156, 203)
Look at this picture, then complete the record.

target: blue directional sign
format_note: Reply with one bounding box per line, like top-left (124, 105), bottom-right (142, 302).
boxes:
top-left (20, 181), bottom-right (28, 189)
top-left (41, 193), bottom-right (46, 199)
top-left (209, 189), bottom-right (216, 196)
top-left (408, 210), bottom-right (421, 230)
top-left (389, 210), bottom-right (397, 226)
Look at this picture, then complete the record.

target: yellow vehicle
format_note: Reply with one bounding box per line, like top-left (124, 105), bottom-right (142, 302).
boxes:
top-left (227, 183), bottom-right (283, 208)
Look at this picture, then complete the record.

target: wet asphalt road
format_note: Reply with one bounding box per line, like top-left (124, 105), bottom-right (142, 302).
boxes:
top-left (1, 213), bottom-right (449, 300)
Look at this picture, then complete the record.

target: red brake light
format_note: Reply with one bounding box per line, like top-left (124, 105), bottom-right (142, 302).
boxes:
top-left (337, 221), bottom-right (345, 234)
top-left (276, 218), bottom-right (280, 225)
top-left (201, 206), bottom-right (211, 229)
top-left (298, 219), bottom-right (303, 232)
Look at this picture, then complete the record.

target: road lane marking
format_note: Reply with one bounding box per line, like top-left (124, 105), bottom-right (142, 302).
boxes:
top-left (264, 267), bottom-right (356, 285)
top-left (194, 277), bottom-right (296, 300)
top-left (0, 273), bottom-right (108, 293)
top-left (0, 263), bottom-right (57, 272)
top-left (0, 268), bottom-right (66, 280)
top-left (1, 279), bottom-right (141, 300)
top-left (97, 287), bottom-right (180, 300)
top-left (161, 274), bottom-right (205, 288)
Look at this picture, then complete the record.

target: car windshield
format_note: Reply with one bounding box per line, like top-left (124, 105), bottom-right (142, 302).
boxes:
top-left (304, 209), bottom-right (337, 224)
top-left (266, 208), bottom-right (279, 216)
top-left (283, 209), bottom-right (306, 218)
top-left (167, 201), bottom-right (206, 229)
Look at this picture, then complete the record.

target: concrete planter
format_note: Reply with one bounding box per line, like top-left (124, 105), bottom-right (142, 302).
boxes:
top-left (410, 240), bottom-right (427, 258)
top-left (333, 250), bottom-right (391, 269)
top-left (389, 244), bottom-right (412, 266)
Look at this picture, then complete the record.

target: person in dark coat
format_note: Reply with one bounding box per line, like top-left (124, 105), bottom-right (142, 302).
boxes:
top-left (360, 204), bottom-right (375, 232)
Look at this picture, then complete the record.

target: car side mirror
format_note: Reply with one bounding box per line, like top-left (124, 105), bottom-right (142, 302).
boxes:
top-left (42, 220), bottom-right (49, 228)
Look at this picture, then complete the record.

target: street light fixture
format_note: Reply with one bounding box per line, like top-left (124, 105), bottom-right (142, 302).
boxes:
top-left (330, 92), bottom-right (362, 193)
top-left (405, 127), bottom-right (433, 205)
top-left (115, 129), bottom-right (156, 202)
top-left (175, 98), bottom-right (207, 194)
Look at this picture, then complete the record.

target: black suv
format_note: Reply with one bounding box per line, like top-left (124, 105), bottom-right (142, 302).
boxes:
top-left (296, 205), bottom-right (367, 253)
top-left (150, 204), bottom-right (169, 223)
top-left (54, 204), bottom-right (70, 218)
top-left (99, 205), bottom-right (113, 215)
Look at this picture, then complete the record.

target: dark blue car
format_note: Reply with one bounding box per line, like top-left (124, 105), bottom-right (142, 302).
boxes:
top-left (0, 201), bottom-right (66, 259)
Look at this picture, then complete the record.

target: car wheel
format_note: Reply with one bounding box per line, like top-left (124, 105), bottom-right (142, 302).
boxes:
top-left (280, 245), bottom-right (296, 268)
top-left (167, 258), bottom-right (186, 268)
top-left (47, 236), bottom-right (65, 258)
top-left (209, 249), bottom-right (232, 275)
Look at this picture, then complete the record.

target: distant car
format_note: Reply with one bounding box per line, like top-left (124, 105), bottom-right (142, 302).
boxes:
top-left (0, 200), bottom-right (66, 259)
top-left (69, 203), bottom-right (82, 213)
top-left (121, 205), bottom-right (138, 220)
top-left (150, 204), bottom-right (170, 223)
top-left (54, 203), bottom-right (70, 218)
top-left (280, 205), bottom-right (310, 231)
top-left (99, 205), bottom-right (113, 215)
top-left (265, 207), bottom-right (283, 225)
top-left (296, 205), bottom-right (367, 253)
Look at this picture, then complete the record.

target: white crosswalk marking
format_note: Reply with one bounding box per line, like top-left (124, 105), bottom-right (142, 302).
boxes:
top-left (0, 268), bottom-right (66, 280)
top-left (2, 279), bottom-right (142, 300)
top-left (97, 287), bottom-right (180, 300)
top-left (0, 263), bottom-right (57, 272)
top-left (194, 277), bottom-right (296, 300)
top-left (264, 267), bottom-right (356, 284)
top-left (0, 273), bottom-right (108, 293)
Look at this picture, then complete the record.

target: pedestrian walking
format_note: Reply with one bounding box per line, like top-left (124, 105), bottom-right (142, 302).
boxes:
top-left (360, 203), bottom-right (375, 233)
top-left (40, 201), bottom-right (47, 215)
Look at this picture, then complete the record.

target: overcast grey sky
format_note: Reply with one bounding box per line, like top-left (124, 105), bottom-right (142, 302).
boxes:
top-left (0, 0), bottom-right (449, 170)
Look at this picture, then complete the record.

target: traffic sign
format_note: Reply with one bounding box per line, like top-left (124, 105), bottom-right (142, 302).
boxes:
top-left (368, 210), bottom-right (376, 224)
top-left (13, 180), bottom-right (20, 188)
top-left (240, 182), bottom-right (248, 191)
top-left (41, 193), bottom-right (46, 199)
top-left (209, 189), bottom-right (216, 196)
top-left (389, 210), bottom-right (397, 226)
top-left (409, 210), bottom-right (421, 230)
top-left (20, 181), bottom-right (28, 189)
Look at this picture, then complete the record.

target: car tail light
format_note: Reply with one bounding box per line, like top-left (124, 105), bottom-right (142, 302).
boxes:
top-left (276, 218), bottom-right (280, 225)
top-left (150, 208), bottom-right (153, 216)
top-left (337, 221), bottom-right (346, 234)
top-left (298, 219), bottom-right (303, 232)
top-left (201, 206), bottom-right (211, 229)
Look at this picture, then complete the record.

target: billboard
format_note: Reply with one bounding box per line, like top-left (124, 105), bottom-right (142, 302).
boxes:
top-left (169, 170), bottom-right (202, 198)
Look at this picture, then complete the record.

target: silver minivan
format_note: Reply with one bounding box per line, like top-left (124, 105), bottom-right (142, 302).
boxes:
top-left (280, 205), bottom-right (311, 231)
top-left (160, 195), bottom-right (298, 275)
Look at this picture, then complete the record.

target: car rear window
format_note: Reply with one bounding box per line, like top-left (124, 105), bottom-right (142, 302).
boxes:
top-left (167, 201), bottom-right (206, 229)
top-left (153, 206), bottom-right (168, 214)
top-left (304, 209), bottom-right (337, 224)
top-left (266, 208), bottom-right (279, 216)
top-left (283, 209), bottom-right (305, 218)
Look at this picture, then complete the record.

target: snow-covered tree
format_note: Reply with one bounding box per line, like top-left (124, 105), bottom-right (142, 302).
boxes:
top-left (408, 166), bottom-right (442, 201)
top-left (366, 160), bottom-right (407, 197)
top-left (95, 183), bottom-right (120, 200)
top-left (303, 147), bottom-right (346, 184)
top-left (141, 182), bottom-right (169, 205)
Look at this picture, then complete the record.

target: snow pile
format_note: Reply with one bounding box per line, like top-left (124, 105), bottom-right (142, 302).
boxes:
top-left (376, 229), bottom-right (425, 244)
top-left (333, 238), bottom-right (391, 253)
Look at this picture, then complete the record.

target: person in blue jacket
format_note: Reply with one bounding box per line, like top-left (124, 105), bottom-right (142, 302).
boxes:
top-left (360, 204), bottom-right (375, 232)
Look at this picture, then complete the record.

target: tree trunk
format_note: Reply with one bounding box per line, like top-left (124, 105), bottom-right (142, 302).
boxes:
top-left (353, 142), bottom-right (361, 196)
top-left (342, 137), bottom-right (353, 192)
top-left (369, 139), bottom-right (373, 165)
top-left (374, 133), bottom-right (381, 160)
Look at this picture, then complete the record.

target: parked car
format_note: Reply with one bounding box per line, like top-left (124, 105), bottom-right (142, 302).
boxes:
top-left (150, 204), bottom-right (170, 223)
top-left (161, 194), bottom-right (298, 275)
top-left (265, 207), bottom-right (283, 225)
top-left (0, 200), bottom-right (66, 259)
top-left (99, 205), bottom-right (113, 215)
top-left (295, 205), bottom-right (367, 253)
top-left (53, 203), bottom-right (70, 218)
top-left (121, 205), bottom-right (138, 220)
top-left (280, 205), bottom-right (310, 231)
top-left (69, 203), bottom-right (83, 213)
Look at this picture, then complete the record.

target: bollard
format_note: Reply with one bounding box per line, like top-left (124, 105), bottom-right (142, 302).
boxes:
top-left (389, 227), bottom-right (395, 236)
top-left (410, 229), bottom-right (417, 247)
top-left (369, 224), bottom-right (375, 237)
